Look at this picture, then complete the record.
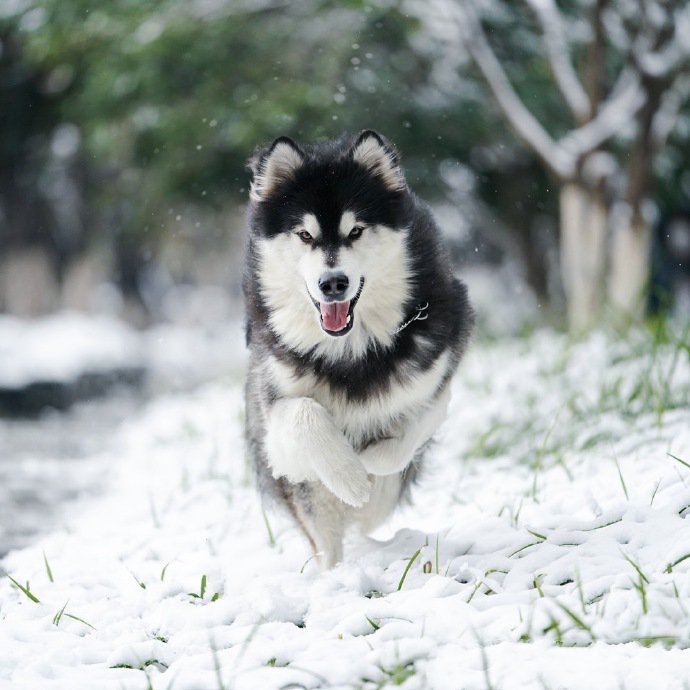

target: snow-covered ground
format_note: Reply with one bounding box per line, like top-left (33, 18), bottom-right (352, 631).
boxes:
top-left (0, 312), bottom-right (247, 555)
top-left (1, 325), bottom-right (690, 690)
top-left (0, 311), bottom-right (247, 392)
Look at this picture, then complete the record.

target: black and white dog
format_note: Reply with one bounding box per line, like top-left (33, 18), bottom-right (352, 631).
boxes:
top-left (244, 131), bottom-right (473, 567)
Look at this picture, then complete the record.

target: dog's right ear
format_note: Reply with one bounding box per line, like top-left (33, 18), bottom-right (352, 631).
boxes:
top-left (249, 137), bottom-right (304, 202)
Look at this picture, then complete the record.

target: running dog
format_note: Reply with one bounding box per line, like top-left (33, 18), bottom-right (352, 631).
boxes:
top-left (244, 130), bottom-right (473, 567)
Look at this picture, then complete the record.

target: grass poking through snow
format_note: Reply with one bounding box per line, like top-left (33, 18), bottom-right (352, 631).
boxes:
top-left (2, 325), bottom-right (690, 689)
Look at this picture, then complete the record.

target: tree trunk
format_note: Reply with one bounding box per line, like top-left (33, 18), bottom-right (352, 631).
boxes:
top-left (0, 247), bottom-right (59, 316)
top-left (607, 76), bottom-right (662, 321)
top-left (559, 182), bottom-right (608, 331)
top-left (608, 215), bottom-right (651, 319)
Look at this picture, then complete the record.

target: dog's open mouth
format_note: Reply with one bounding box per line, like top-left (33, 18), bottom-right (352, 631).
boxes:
top-left (312, 278), bottom-right (364, 337)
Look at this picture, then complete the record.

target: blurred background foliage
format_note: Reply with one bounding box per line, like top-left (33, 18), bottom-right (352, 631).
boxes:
top-left (0, 0), bottom-right (688, 328)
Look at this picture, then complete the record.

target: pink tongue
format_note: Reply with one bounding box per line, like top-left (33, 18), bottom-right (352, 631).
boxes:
top-left (320, 301), bottom-right (350, 332)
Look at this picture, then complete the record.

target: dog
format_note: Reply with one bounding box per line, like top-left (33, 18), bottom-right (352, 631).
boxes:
top-left (244, 130), bottom-right (473, 568)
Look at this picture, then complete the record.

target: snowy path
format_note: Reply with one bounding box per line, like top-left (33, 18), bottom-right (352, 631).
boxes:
top-left (1, 328), bottom-right (690, 690)
top-left (0, 313), bottom-right (245, 556)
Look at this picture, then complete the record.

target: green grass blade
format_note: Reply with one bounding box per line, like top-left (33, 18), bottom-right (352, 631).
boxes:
top-left (397, 547), bottom-right (422, 591)
top-left (668, 452), bottom-right (690, 470)
top-left (128, 570), bottom-right (146, 590)
top-left (53, 600), bottom-right (69, 626)
top-left (63, 612), bottom-right (96, 630)
top-left (666, 552), bottom-right (690, 573)
top-left (614, 458), bottom-right (629, 500)
top-left (581, 517), bottom-right (623, 532)
top-left (7, 575), bottom-right (40, 604)
top-left (262, 507), bottom-right (276, 547)
top-left (533, 575), bottom-right (544, 598)
top-left (555, 601), bottom-right (595, 637)
top-left (649, 480), bottom-right (661, 506)
top-left (509, 541), bottom-right (540, 558)
top-left (621, 551), bottom-right (650, 584)
top-left (299, 553), bottom-right (319, 574)
top-left (43, 551), bottom-right (54, 583)
top-left (527, 529), bottom-right (547, 541)
top-left (365, 616), bottom-right (380, 631)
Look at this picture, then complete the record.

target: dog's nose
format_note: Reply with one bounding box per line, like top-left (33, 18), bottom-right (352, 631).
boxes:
top-left (318, 272), bottom-right (349, 301)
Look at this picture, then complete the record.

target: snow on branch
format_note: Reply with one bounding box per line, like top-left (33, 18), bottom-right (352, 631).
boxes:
top-left (433, 0), bottom-right (689, 184)
top-left (619, 1), bottom-right (690, 79)
top-left (455, 1), bottom-right (575, 179)
top-left (632, 35), bottom-right (679, 80)
top-left (558, 68), bottom-right (646, 159)
top-left (524, 0), bottom-right (591, 121)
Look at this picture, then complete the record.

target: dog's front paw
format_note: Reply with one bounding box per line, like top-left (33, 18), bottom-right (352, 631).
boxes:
top-left (337, 464), bottom-right (372, 507)
top-left (315, 458), bottom-right (371, 508)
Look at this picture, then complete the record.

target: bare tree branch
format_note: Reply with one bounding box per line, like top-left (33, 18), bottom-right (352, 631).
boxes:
top-left (558, 68), bottom-right (646, 159)
top-left (631, 5), bottom-right (680, 78)
top-left (446, 0), bottom-right (689, 187)
top-left (584, 0), bottom-right (609, 113)
top-left (455, 2), bottom-right (574, 179)
top-left (524, 0), bottom-right (591, 122)
top-left (651, 74), bottom-right (690, 147)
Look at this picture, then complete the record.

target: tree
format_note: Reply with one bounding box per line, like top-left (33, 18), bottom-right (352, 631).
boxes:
top-left (5, 0), bottom-right (455, 313)
top-left (422, 0), bottom-right (690, 329)
top-left (9, 1), bottom-right (478, 234)
top-left (5, 0), bottom-right (504, 315)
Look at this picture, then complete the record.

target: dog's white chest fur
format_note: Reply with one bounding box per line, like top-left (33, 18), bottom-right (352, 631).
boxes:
top-left (266, 351), bottom-right (449, 447)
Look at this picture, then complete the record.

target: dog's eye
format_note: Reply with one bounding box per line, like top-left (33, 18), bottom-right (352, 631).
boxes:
top-left (349, 225), bottom-right (365, 240)
top-left (297, 230), bottom-right (314, 244)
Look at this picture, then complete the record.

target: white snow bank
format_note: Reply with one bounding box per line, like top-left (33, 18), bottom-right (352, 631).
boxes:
top-left (0, 313), bottom-right (144, 389)
top-left (0, 311), bottom-right (247, 393)
top-left (1, 328), bottom-right (690, 689)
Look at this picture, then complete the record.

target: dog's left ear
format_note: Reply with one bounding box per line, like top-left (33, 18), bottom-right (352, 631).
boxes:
top-left (351, 130), bottom-right (405, 191)
top-left (249, 136), bottom-right (304, 202)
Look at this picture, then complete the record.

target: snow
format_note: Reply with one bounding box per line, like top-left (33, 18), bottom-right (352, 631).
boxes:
top-left (418, 0), bottom-right (690, 192)
top-left (453, 0), bottom-right (576, 180)
top-left (524, 0), bottom-right (591, 120)
top-left (0, 313), bottom-right (143, 389)
top-left (0, 311), bottom-right (247, 391)
top-left (559, 69), bottom-right (645, 159)
top-left (1, 325), bottom-right (690, 689)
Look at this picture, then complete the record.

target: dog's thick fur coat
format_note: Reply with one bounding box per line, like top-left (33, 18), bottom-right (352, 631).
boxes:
top-left (244, 131), bottom-right (473, 567)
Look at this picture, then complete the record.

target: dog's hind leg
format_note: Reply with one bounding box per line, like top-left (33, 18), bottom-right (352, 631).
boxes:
top-left (290, 482), bottom-right (347, 569)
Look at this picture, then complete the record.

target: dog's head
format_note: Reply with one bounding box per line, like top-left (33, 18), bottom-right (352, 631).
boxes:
top-left (248, 130), bottom-right (414, 357)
